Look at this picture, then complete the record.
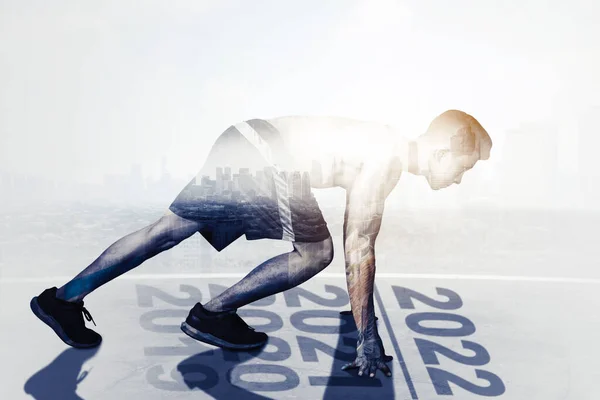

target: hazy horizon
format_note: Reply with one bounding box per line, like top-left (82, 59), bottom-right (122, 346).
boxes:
top-left (1, 0), bottom-right (599, 209)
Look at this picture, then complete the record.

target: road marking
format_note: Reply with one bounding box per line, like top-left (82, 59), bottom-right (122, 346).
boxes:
top-left (3, 273), bottom-right (600, 284)
top-left (374, 284), bottom-right (418, 399)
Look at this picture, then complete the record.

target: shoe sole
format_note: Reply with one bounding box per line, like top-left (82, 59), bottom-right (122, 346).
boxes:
top-left (180, 321), bottom-right (267, 351)
top-left (30, 296), bottom-right (101, 349)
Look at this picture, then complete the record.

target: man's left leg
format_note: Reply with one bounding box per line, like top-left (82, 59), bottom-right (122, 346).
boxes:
top-left (180, 236), bottom-right (334, 350)
top-left (204, 236), bottom-right (334, 313)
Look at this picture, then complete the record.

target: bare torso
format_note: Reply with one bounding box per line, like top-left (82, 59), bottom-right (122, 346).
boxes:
top-left (268, 116), bottom-right (398, 190)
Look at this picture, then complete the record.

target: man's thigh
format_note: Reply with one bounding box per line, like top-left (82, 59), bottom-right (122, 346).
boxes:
top-left (152, 209), bottom-right (204, 243)
top-left (292, 235), bottom-right (334, 265)
top-left (293, 236), bottom-right (334, 256)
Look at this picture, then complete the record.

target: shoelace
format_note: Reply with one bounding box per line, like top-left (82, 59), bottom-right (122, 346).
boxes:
top-left (77, 303), bottom-right (97, 326)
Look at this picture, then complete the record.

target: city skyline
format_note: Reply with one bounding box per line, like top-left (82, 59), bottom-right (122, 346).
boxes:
top-left (186, 165), bottom-right (313, 203)
top-left (2, 1), bottom-right (599, 198)
top-left (0, 119), bottom-right (597, 210)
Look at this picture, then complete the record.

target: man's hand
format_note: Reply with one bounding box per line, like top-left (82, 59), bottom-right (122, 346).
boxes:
top-left (342, 330), bottom-right (392, 378)
top-left (339, 310), bottom-right (393, 363)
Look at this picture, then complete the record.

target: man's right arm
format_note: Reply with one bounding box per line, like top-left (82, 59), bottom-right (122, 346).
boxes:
top-left (340, 153), bottom-right (399, 378)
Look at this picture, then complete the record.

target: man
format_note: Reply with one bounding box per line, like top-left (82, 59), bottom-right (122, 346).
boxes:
top-left (30, 110), bottom-right (492, 379)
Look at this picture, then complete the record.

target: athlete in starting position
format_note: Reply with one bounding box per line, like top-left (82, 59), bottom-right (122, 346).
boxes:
top-left (31, 109), bottom-right (492, 379)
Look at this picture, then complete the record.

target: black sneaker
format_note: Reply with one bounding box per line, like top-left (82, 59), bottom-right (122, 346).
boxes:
top-left (181, 303), bottom-right (268, 350)
top-left (30, 287), bottom-right (102, 349)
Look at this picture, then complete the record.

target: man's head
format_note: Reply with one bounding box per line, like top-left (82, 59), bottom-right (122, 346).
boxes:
top-left (417, 110), bottom-right (492, 190)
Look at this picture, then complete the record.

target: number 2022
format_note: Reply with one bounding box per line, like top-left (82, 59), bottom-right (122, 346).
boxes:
top-left (393, 287), bottom-right (506, 397)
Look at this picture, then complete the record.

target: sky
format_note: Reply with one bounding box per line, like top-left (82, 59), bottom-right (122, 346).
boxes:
top-left (1, 0), bottom-right (599, 207)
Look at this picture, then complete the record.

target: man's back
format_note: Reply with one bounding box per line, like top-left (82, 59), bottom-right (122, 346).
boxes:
top-left (267, 116), bottom-right (397, 189)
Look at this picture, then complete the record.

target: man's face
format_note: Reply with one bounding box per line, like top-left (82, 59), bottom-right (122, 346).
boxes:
top-left (425, 147), bottom-right (479, 190)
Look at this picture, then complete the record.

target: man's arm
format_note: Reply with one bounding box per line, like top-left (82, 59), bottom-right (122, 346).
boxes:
top-left (342, 156), bottom-right (397, 377)
top-left (344, 173), bottom-right (388, 334)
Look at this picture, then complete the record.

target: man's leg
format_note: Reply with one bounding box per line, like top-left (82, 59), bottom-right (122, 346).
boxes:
top-left (56, 210), bottom-right (202, 303)
top-left (203, 236), bottom-right (334, 313)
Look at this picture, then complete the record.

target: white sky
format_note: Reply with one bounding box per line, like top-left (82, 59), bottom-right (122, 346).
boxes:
top-left (1, 0), bottom-right (599, 187)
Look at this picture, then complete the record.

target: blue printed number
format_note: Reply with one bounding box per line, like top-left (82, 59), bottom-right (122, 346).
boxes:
top-left (228, 364), bottom-right (300, 391)
top-left (297, 335), bottom-right (356, 363)
top-left (427, 367), bottom-right (506, 396)
top-left (406, 312), bottom-right (476, 337)
top-left (139, 309), bottom-right (188, 333)
top-left (296, 336), bottom-right (384, 387)
top-left (136, 284), bottom-right (201, 307)
top-left (415, 338), bottom-right (490, 366)
top-left (210, 283), bottom-right (275, 307)
top-left (290, 310), bottom-right (356, 334)
top-left (392, 286), bottom-right (463, 310)
top-left (284, 285), bottom-right (349, 307)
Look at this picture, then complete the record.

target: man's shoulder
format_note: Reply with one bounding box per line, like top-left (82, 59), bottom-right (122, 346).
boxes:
top-left (267, 115), bottom-right (370, 132)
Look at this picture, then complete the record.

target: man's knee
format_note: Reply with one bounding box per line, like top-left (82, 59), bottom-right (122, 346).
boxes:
top-left (147, 211), bottom-right (200, 248)
top-left (293, 236), bottom-right (334, 270)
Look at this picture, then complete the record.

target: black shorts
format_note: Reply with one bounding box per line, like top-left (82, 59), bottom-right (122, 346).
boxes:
top-left (168, 119), bottom-right (330, 252)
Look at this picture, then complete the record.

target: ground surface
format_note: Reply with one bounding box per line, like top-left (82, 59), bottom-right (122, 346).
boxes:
top-left (1, 202), bottom-right (598, 399)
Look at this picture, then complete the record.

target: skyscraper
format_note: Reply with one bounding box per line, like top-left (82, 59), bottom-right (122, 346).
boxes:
top-left (263, 167), bottom-right (277, 201)
top-left (239, 168), bottom-right (253, 193)
top-left (255, 170), bottom-right (265, 196)
top-left (279, 171), bottom-right (288, 184)
top-left (291, 171), bottom-right (302, 199)
top-left (216, 167), bottom-right (224, 195)
top-left (301, 171), bottom-right (311, 200)
top-left (277, 171), bottom-right (289, 199)
top-left (311, 160), bottom-right (322, 185)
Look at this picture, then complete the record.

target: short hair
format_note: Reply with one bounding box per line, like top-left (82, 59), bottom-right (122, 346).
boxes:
top-left (425, 110), bottom-right (492, 160)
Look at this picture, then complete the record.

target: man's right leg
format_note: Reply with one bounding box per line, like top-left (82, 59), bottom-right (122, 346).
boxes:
top-left (180, 237), bottom-right (335, 350)
top-left (56, 209), bottom-right (202, 302)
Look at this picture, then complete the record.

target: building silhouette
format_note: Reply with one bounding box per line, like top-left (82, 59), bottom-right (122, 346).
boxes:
top-left (291, 171), bottom-right (302, 199)
top-left (179, 165), bottom-right (317, 204)
top-left (301, 171), bottom-right (311, 200)
top-left (311, 160), bottom-right (322, 185)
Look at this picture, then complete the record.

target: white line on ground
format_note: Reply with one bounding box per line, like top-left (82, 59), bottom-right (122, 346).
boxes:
top-left (2, 273), bottom-right (600, 284)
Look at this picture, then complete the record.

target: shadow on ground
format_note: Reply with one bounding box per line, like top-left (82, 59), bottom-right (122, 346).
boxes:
top-left (22, 310), bottom-right (397, 399)
top-left (24, 346), bottom-right (100, 400)
top-left (173, 312), bottom-right (396, 399)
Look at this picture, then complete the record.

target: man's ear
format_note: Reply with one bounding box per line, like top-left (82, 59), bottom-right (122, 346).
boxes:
top-left (450, 126), bottom-right (476, 155)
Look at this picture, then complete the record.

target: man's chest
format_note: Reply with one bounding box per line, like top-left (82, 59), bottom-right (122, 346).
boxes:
top-left (281, 140), bottom-right (368, 190)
